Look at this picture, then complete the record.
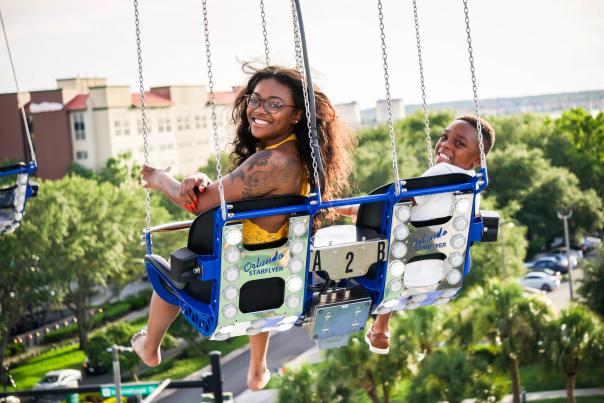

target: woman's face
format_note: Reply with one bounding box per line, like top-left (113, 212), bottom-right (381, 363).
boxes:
top-left (246, 78), bottom-right (302, 144)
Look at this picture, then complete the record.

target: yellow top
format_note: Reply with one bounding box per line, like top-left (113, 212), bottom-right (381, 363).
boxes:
top-left (242, 134), bottom-right (310, 244)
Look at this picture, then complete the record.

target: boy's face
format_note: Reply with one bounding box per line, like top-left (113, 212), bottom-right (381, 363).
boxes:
top-left (434, 120), bottom-right (481, 170)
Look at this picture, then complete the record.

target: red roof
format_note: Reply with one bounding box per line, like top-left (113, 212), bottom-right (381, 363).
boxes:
top-left (132, 91), bottom-right (172, 108)
top-left (65, 94), bottom-right (89, 111)
top-left (211, 91), bottom-right (238, 105)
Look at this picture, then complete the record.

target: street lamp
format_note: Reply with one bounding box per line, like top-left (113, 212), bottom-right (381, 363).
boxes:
top-left (557, 210), bottom-right (574, 301)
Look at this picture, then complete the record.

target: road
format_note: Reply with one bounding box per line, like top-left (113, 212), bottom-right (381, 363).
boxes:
top-left (155, 326), bottom-right (314, 403)
top-left (547, 267), bottom-right (584, 313)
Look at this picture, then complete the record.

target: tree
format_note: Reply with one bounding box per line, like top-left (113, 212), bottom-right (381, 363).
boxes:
top-left (547, 109), bottom-right (604, 195)
top-left (487, 144), bottom-right (551, 208)
top-left (407, 346), bottom-right (506, 403)
top-left (466, 280), bottom-right (553, 403)
top-left (578, 251), bottom-right (604, 316)
top-left (316, 327), bottom-right (414, 403)
top-left (277, 364), bottom-right (320, 403)
top-left (12, 176), bottom-right (154, 349)
top-left (542, 304), bottom-right (604, 403)
top-left (516, 167), bottom-right (604, 254)
top-left (0, 184), bottom-right (64, 383)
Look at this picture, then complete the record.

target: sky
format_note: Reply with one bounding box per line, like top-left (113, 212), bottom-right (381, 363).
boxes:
top-left (0, 0), bottom-right (603, 108)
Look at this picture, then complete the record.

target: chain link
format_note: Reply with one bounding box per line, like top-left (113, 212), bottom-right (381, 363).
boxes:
top-left (290, 0), bottom-right (321, 200)
top-left (377, 0), bottom-right (401, 195)
top-left (201, 0), bottom-right (227, 220)
top-left (133, 0), bottom-right (152, 231)
top-left (0, 8), bottom-right (36, 164)
top-left (260, 0), bottom-right (270, 66)
top-left (462, 0), bottom-right (486, 169)
top-left (412, 0), bottom-right (434, 168)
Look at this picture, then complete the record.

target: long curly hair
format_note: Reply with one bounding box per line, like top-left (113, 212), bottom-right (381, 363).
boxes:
top-left (230, 64), bottom-right (355, 203)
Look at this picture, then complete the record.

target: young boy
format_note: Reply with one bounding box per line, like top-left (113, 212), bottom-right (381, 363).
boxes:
top-left (363, 115), bottom-right (496, 354)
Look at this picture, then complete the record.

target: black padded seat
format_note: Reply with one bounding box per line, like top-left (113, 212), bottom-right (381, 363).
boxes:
top-left (356, 174), bottom-right (474, 233)
top-left (152, 194), bottom-right (309, 305)
top-left (404, 173), bottom-right (472, 191)
top-left (187, 194), bottom-right (308, 255)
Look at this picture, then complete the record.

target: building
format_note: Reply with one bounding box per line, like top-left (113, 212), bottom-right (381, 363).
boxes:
top-left (0, 77), bottom-right (237, 180)
top-left (376, 98), bottom-right (405, 125)
top-left (334, 101), bottom-right (362, 131)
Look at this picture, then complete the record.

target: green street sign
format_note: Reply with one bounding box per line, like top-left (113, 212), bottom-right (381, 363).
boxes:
top-left (100, 382), bottom-right (159, 398)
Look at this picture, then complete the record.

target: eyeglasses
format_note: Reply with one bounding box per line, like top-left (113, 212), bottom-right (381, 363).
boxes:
top-left (245, 94), bottom-right (297, 114)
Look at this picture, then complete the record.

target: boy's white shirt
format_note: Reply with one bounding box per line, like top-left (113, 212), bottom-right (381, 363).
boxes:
top-left (405, 162), bottom-right (477, 288)
top-left (410, 162), bottom-right (477, 222)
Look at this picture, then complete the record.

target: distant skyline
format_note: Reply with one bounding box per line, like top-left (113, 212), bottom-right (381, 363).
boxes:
top-left (1, 0), bottom-right (603, 108)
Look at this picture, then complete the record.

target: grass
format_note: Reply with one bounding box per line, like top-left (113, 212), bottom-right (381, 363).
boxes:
top-left (139, 336), bottom-right (249, 381)
top-left (8, 344), bottom-right (86, 391)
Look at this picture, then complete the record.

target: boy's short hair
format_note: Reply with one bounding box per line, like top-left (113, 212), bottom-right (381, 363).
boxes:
top-left (455, 115), bottom-right (496, 155)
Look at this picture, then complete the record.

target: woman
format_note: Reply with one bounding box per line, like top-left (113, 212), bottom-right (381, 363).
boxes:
top-left (132, 65), bottom-right (354, 390)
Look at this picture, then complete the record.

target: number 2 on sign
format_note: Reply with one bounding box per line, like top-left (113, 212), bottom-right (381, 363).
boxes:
top-left (345, 251), bottom-right (354, 273)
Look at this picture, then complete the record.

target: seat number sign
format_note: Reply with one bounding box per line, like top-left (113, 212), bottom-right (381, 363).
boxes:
top-left (310, 239), bottom-right (387, 279)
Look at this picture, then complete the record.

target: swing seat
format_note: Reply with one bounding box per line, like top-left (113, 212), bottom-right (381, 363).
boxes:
top-left (0, 162), bottom-right (38, 234)
top-left (145, 194), bottom-right (312, 339)
top-left (350, 172), bottom-right (498, 314)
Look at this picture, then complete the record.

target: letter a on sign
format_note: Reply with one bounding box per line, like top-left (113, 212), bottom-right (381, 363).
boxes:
top-left (313, 251), bottom-right (322, 271)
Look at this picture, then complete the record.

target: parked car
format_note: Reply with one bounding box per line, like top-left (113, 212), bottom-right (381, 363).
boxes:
top-left (32, 369), bottom-right (82, 390)
top-left (525, 257), bottom-right (568, 274)
top-left (521, 271), bottom-right (561, 292)
top-left (549, 247), bottom-right (583, 264)
top-left (82, 356), bottom-right (107, 375)
top-left (581, 236), bottom-right (602, 252)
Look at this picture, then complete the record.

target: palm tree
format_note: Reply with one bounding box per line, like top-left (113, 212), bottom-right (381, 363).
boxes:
top-left (467, 280), bottom-right (553, 403)
top-left (543, 304), bottom-right (604, 403)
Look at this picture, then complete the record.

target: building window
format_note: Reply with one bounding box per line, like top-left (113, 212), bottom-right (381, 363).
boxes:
top-left (165, 117), bottom-right (172, 131)
top-left (123, 120), bottom-right (130, 135)
top-left (184, 116), bottom-right (190, 130)
top-left (73, 112), bottom-right (86, 140)
top-left (158, 118), bottom-right (165, 133)
top-left (114, 120), bottom-right (121, 136)
top-left (177, 117), bottom-right (183, 131)
top-left (76, 151), bottom-right (88, 160)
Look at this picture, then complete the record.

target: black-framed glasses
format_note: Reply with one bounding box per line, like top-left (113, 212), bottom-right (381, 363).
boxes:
top-left (245, 94), bottom-right (297, 114)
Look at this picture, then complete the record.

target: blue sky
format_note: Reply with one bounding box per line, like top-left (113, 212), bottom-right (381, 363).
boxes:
top-left (1, 0), bottom-right (603, 108)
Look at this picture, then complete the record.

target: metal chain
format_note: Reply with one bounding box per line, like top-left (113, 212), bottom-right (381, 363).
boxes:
top-left (462, 0), bottom-right (486, 169)
top-left (259, 0), bottom-right (270, 66)
top-left (0, 7), bottom-right (36, 164)
top-left (133, 0), bottom-right (152, 231)
top-left (412, 0), bottom-right (434, 168)
top-left (377, 0), bottom-right (401, 195)
top-left (290, 0), bottom-right (321, 199)
top-left (201, 0), bottom-right (227, 220)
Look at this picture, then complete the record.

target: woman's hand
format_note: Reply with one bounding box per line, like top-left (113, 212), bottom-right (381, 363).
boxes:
top-left (180, 173), bottom-right (212, 212)
top-left (140, 164), bottom-right (168, 190)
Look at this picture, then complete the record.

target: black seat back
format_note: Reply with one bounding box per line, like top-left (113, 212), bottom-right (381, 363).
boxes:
top-left (187, 194), bottom-right (309, 255)
top-left (357, 174), bottom-right (473, 233)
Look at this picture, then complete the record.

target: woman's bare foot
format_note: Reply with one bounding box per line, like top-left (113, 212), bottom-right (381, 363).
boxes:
top-left (131, 328), bottom-right (161, 367)
top-left (247, 367), bottom-right (271, 391)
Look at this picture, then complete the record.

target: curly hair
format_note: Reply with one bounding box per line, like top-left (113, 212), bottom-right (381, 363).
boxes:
top-left (230, 64), bottom-right (355, 203)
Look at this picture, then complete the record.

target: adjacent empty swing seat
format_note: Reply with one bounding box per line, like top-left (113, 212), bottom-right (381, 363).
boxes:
top-left (0, 162), bottom-right (38, 234)
top-left (145, 195), bottom-right (312, 340)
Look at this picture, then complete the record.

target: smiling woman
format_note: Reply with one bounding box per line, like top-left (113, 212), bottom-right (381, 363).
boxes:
top-left (133, 64), bottom-right (355, 391)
